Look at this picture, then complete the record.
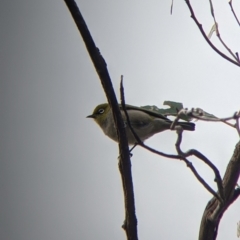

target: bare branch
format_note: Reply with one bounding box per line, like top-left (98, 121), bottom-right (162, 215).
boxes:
top-left (199, 141), bottom-right (240, 240)
top-left (174, 109), bottom-right (225, 199)
top-left (64, 1), bottom-right (138, 239)
top-left (184, 0), bottom-right (240, 67)
top-left (120, 77), bottom-right (144, 146)
top-left (236, 52), bottom-right (240, 61)
top-left (229, 0), bottom-right (240, 27)
top-left (170, 111), bottom-right (182, 130)
top-left (208, 0), bottom-right (240, 62)
top-left (170, 0), bottom-right (174, 15)
top-left (175, 128), bottom-right (223, 201)
top-left (234, 111), bottom-right (240, 136)
top-left (120, 87), bottom-right (226, 202)
top-left (184, 149), bottom-right (224, 200)
top-left (139, 143), bottom-right (181, 159)
top-left (184, 108), bottom-right (240, 135)
top-left (120, 78), bottom-right (191, 161)
top-left (120, 78), bottom-right (181, 160)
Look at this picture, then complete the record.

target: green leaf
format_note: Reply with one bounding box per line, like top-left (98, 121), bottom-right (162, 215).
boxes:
top-left (140, 101), bottom-right (191, 121)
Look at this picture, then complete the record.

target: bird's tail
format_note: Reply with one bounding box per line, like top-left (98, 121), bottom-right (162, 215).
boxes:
top-left (177, 122), bottom-right (195, 131)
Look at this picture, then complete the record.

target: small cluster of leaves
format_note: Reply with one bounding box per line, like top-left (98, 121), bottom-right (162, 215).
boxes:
top-left (141, 101), bottom-right (217, 121)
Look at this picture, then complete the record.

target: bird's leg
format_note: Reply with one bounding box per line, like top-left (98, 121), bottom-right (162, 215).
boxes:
top-left (129, 143), bottom-right (138, 153)
top-left (117, 144), bottom-right (137, 160)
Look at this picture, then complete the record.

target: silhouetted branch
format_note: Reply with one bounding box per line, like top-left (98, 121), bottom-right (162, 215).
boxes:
top-left (208, 0), bottom-right (240, 63)
top-left (63, 1), bottom-right (138, 239)
top-left (236, 113), bottom-right (240, 135)
top-left (182, 108), bottom-right (240, 136)
top-left (184, 149), bottom-right (224, 199)
top-left (184, 0), bottom-right (240, 67)
top-left (175, 128), bottom-right (223, 201)
top-left (120, 78), bottom-right (183, 160)
top-left (172, 105), bottom-right (240, 239)
top-left (229, 0), bottom-right (240, 27)
top-left (121, 79), bottom-right (225, 202)
top-left (199, 141), bottom-right (240, 240)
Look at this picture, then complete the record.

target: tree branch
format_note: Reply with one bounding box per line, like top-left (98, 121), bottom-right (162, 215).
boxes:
top-left (208, 0), bottom-right (240, 63)
top-left (184, 0), bottom-right (240, 67)
top-left (229, 0), bottom-right (240, 27)
top-left (175, 128), bottom-right (223, 201)
top-left (63, 1), bottom-right (138, 239)
top-left (184, 108), bottom-right (240, 136)
top-left (120, 79), bottom-right (183, 160)
top-left (199, 140), bottom-right (240, 240)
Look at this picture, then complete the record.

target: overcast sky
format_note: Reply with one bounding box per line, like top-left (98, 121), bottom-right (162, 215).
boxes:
top-left (1, 0), bottom-right (240, 240)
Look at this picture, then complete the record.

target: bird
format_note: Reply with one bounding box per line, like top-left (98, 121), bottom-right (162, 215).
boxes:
top-left (87, 103), bottom-right (195, 145)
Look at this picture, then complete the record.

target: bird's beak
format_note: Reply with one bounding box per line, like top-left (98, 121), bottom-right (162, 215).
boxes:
top-left (86, 114), bottom-right (96, 119)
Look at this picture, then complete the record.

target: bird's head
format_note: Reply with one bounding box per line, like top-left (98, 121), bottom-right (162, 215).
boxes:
top-left (87, 103), bottom-right (110, 126)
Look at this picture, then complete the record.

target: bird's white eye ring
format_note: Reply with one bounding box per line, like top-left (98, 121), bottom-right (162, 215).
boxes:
top-left (98, 109), bottom-right (104, 114)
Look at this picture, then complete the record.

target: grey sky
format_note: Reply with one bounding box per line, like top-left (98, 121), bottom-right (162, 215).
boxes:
top-left (1, 0), bottom-right (240, 240)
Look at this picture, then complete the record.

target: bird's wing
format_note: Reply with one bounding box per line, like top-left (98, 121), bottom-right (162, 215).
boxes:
top-left (121, 109), bottom-right (152, 128)
top-left (119, 104), bottom-right (171, 121)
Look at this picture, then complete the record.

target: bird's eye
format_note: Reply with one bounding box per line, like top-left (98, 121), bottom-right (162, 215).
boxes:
top-left (98, 109), bottom-right (104, 114)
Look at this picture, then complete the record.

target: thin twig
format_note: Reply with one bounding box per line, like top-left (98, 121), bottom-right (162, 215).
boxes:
top-left (139, 143), bottom-right (181, 159)
top-left (170, 112), bottom-right (182, 130)
top-left (121, 83), bottom-right (222, 198)
top-left (120, 78), bottom-right (184, 160)
top-left (185, 149), bottom-right (224, 200)
top-left (121, 81), bottom-right (224, 201)
top-left (120, 77), bottom-right (144, 146)
top-left (175, 129), bottom-right (222, 201)
top-left (216, 27), bottom-right (239, 63)
top-left (236, 52), bottom-right (240, 61)
top-left (184, 0), bottom-right (240, 67)
top-left (196, 116), bottom-right (235, 128)
top-left (229, 0), bottom-right (240, 27)
top-left (208, 0), bottom-right (239, 62)
top-left (236, 118), bottom-right (240, 136)
top-left (184, 157), bottom-right (221, 201)
top-left (234, 111), bottom-right (240, 136)
top-left (170, 0), bottom-right (174, 15)
top-left (187, 109), bottom-right (240, 132)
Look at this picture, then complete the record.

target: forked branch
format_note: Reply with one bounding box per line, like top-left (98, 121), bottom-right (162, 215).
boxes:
top-left (229, 0), bottom-right (240, 27)
top-left (120, 80), bottom-right (224, 202)
top-left (184, 0), bottom-right (240, 67)
top-left (199, 141), bottom-right (240, 240)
